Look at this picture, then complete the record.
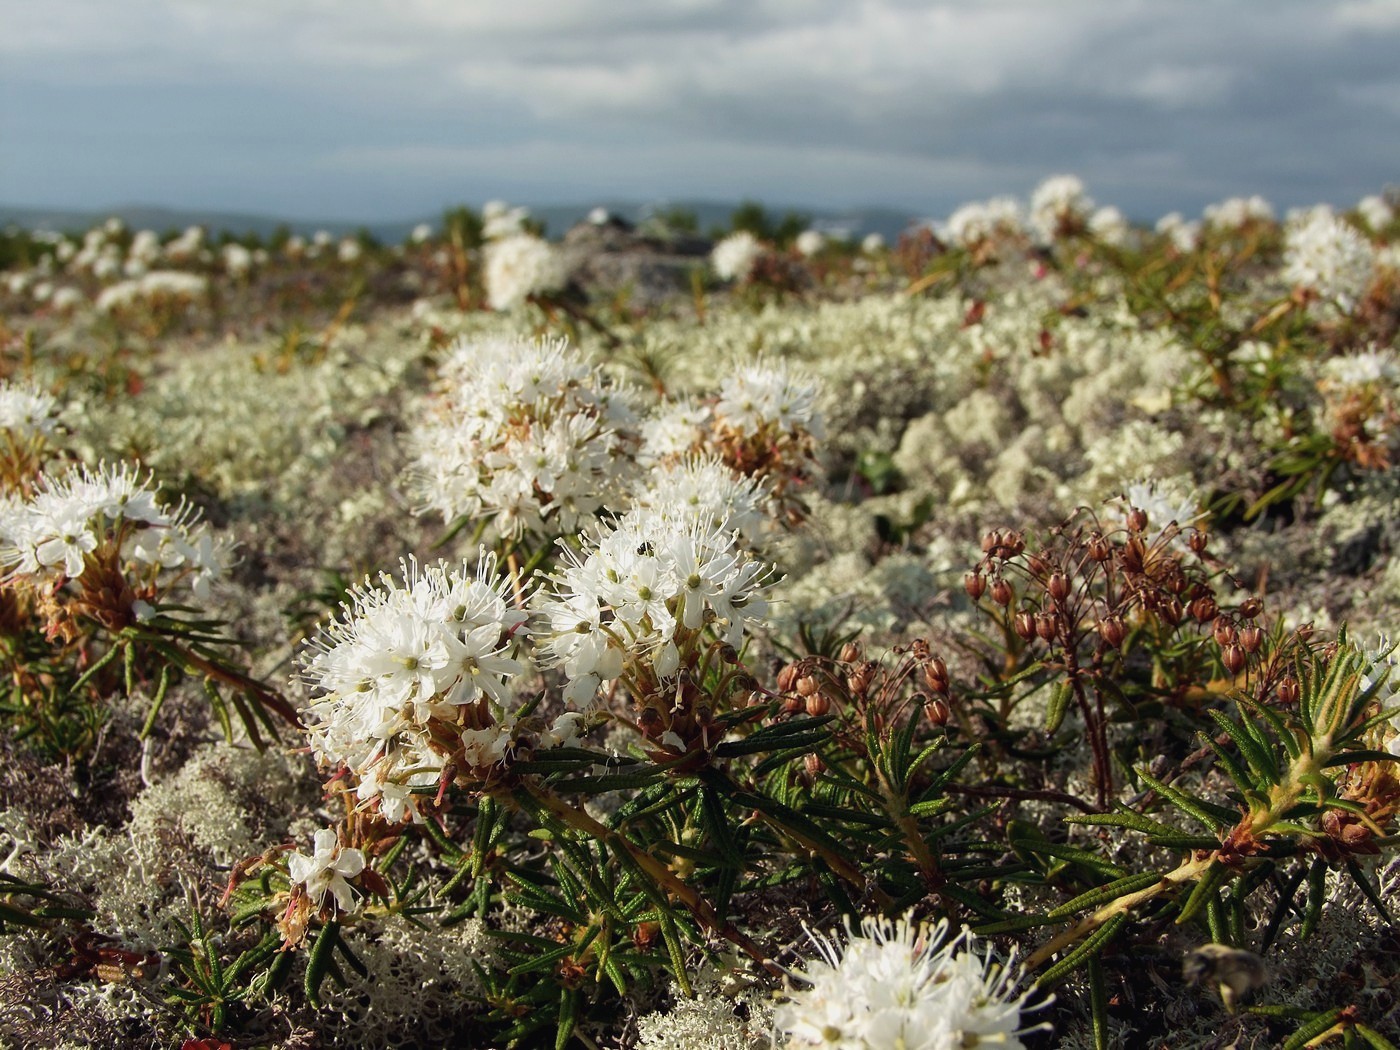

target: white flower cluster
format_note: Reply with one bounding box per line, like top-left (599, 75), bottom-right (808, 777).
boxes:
top-left (1155, 212), bottom-right (1201, 252)
top-left (631, 456), bottom-right (769, 547)
top-left (483, 233), bottom-right (565, 310)
top-left (795, 230), bottom-right (826, 257)
top-left (1357, 194), bottom-right (1394, 234)
top-left (945, 197), bottom-right (1024, 250)
top-left (536, 508), bottom-right (773, 708)
top-left (410, 335), bottom-right (640, 539)
top-left (711, 231), bottom-right (763, 282)
top-left (1283, 209), bottom-right (1374, 312)
top-left (94, 271), bottom-right (209, 313)
top-left (1203, 195), bottom-right (1275, 230)
top-left (1321, 346), bottom-right (1400, 390)
top-left (1116, 479), bottom-right (1205, 550)
top-left (288, 827), bottom-right (367, 913)
top-left (774, 913), bottom-right (1039, 1050)
top-left (482, 200), bottom-right (532, 241)
top-left (715, 360), bottom-right (824, 439)
top-left (298, 555), bottom-right (528, 824)
top-left (1029, 174), bottom-right (1093, 242)
top-left (0, 381), bottom-right (59, 441)
top-left (0, 462), bottom-right (229, 600)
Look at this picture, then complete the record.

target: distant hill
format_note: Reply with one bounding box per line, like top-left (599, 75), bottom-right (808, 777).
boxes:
top-left (0, 200), bottom-right (926, 244)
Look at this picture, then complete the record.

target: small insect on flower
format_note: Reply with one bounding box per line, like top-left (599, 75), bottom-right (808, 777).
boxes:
top-left (1182, 943), bottom-right (1268, 1013)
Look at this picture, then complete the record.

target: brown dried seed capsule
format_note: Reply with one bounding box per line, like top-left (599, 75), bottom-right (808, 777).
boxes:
top-left (981, 531), bottom-right (999, 554)
top-left (1047, 572), bottom-right (1070, 601)
top-left (719, 644), bottom-right (739, 664)
top-left (804, 752), bottom-right (825, 779)
top-left (1222, 644), bottom-right (1247, 676)
top-left (1014, 611), bottom-right (1036, 641)
top-left (777, 663), bottom-right (801, 693)
top-left (991, 579), bottom-right (1014, 606)
top-left (805, 692), bottom-right (832, 717)
top-left (1189, 596), bottom-right (1218, 623)
top-left (1277, 676), bottom-right (1299, 705)
top-left (795, 674), bottom-right (820, 697)
top-left (1296, 622), bottom-right (1315, 640)
top-left (1239, 598), bottom-right (1263, 620)
top-left (1239, 626), bottom-right (1264, 653)
top-left (1098, 616), bottom-right (1127, 648)
top-left (782, 694), bottom-right (805, 715)
top-left (1188, 530), bottom-right (1209, 555)
top-left (924, 696), bottom-right (951, 726)
top-left (1026, 554), bottom-right (1049, 577)
top-left (1088, 534), bottom-right (1112, 562)
top-left (1161, 598), bottom-right (1184, 627)
top-left (964, 571), bottom-right (987, 600)
top-left (1127, 506), bottom-right (1149, 533)
top-left (838, 642), bottom-right (862, 664)
top-left (1035, 613), bottom-right (1057, 641)
top-left (1213, 617), bottom-right (1238, 648)
top-left (924, 657), bottom-right (949, 694)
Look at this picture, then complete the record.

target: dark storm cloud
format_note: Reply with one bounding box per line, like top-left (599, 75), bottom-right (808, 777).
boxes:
top-left (1, 1), bottom-right (1396, 220)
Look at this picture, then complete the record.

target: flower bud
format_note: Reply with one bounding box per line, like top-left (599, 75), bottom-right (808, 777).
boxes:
top-left (924, 657), bottom-right (949, 694)
top-left (719, 644), bottom-right (739, 664)
top-left (1013, 611), bottom-right (1036, 641)
top-left (991, 579), bottom-right (1014, 606)
top-left (1098, 616), bottom-right (1126, 648)
top-left (1239, 625), bottom-right (1264, 654)
top-left (1222, 644), bottom-right (1247, 676)
top-left (1047, 572), bottom-right (1070, 601)
top-left (964, 571), bottom-right (987, 601)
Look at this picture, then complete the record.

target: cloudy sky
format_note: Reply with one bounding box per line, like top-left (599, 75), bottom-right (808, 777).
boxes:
top-left (3, 0), bottom-right (1398, 222)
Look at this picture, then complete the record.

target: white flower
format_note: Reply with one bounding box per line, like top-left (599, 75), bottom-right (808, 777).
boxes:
top-left (0, 381), bottom-right (60, 439)
top-left (409, 334), bottom-right (640, 539)
top-left (946, 197), bottom-right (1023, 249)
top-left (774, 913), bottom-right (1041, 1050)
top-left (483, 233), bottom-right (566, 310)
top-left (1029, 174), bottom-right (1093, 242)
top-left (0, 463), bottom-right (230, 599)
top-left (711, 231), bottom-right (762, 282)
top-left (534, 509), bottom-right (774, 704)
top-left (1283, 210), bottom-right (1374, 312)
top-left (1088, 205), bottom-right (1129, 246)
top-left (287, 828), bottom-right (365, 913)
top-left (410, 223), bottom-right (434, 244)
top-left (795, 230), bottom-right (826, 257)
top-left (1203, 195), bottom-right (1274, 230)
top-left (1357, 194), bottom-right (1394, 234)
top-left (715, 360), bottom-right (824, 439)
top-left (298, 553), bottom-right (528, 821)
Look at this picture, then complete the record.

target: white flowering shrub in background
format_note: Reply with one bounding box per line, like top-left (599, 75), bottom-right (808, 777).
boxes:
top-left (409, 334), bottom-right (642, 542)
